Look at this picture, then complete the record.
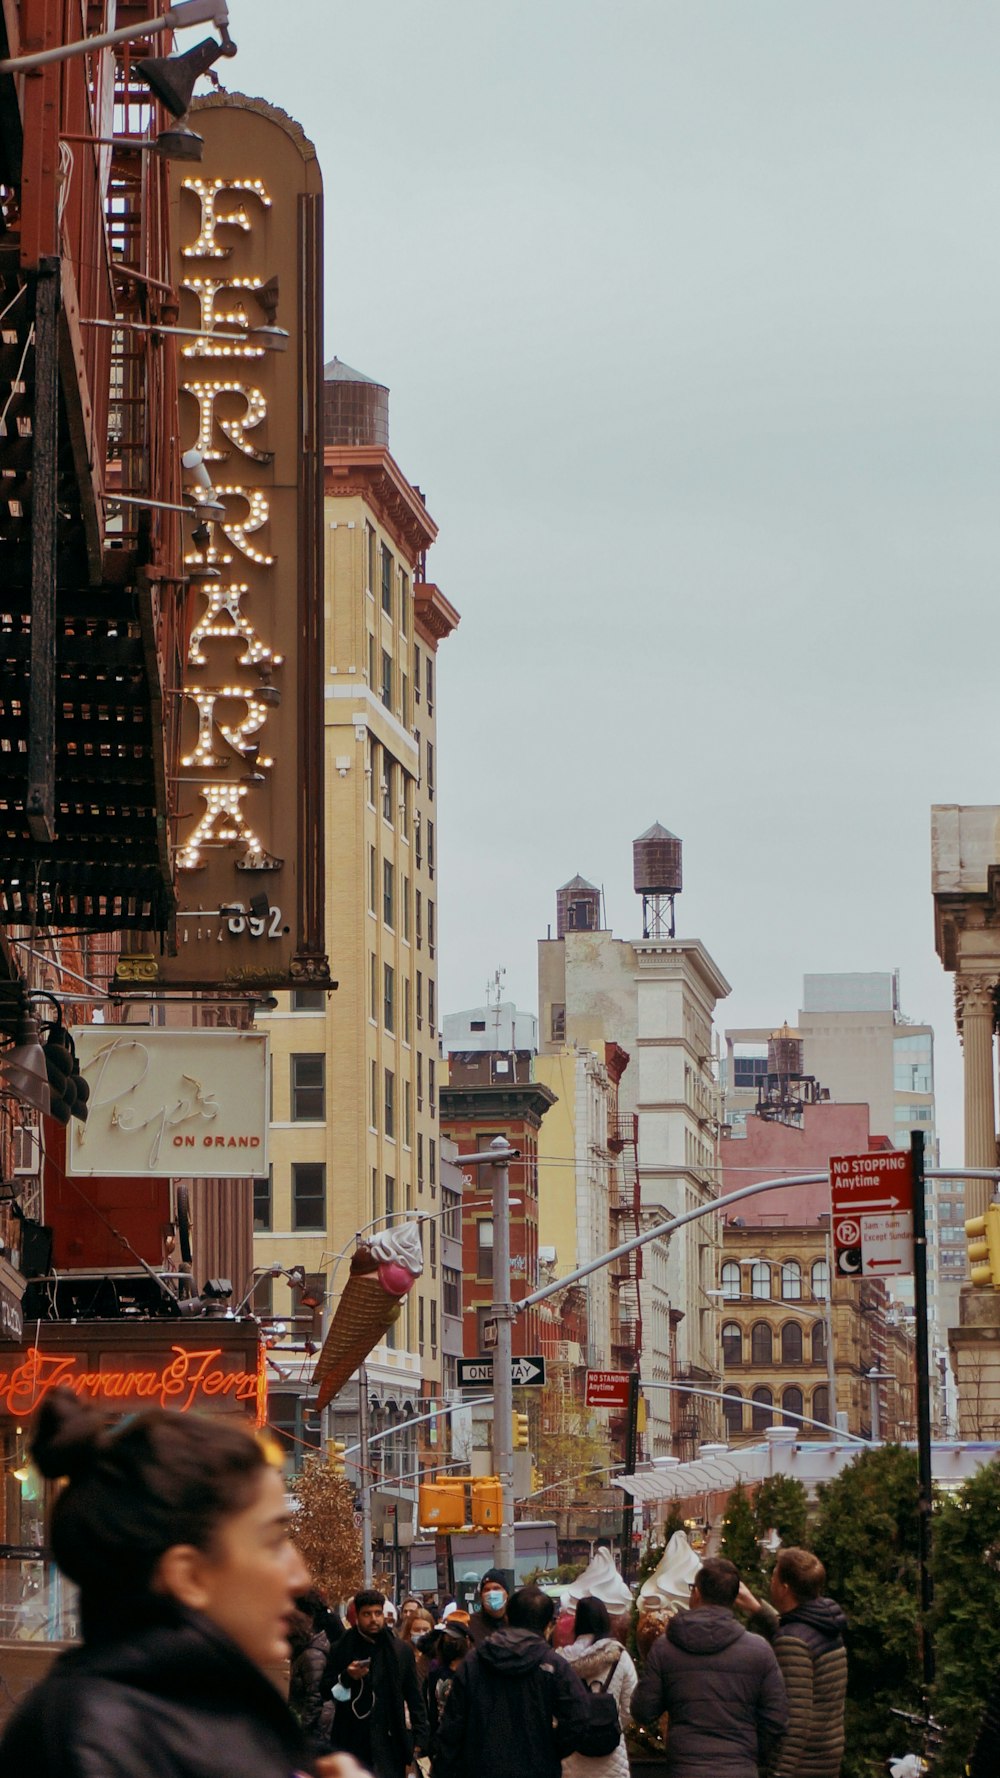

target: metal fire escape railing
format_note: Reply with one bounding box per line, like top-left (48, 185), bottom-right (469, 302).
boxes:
top-left (609, 1113), bottom-right (642, 1368)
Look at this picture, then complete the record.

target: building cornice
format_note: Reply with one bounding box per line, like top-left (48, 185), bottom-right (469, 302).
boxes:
top-left (324, 446), bottom-right (438, 565)
top-left (633, 938), bottom-right (732, 1003)
top-left (414, 582), bottom-right (460, 647)
top-left (441, 1081), bottom-right (557, 1131)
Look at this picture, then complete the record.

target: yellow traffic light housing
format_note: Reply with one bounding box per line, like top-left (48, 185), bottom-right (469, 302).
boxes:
top-left (512, 1411), bottom-right (530, 1450)
top-left (326, 1438), bottom-right (347, 1476)
top-left (965, 1203), bottom-right (1000, 1288)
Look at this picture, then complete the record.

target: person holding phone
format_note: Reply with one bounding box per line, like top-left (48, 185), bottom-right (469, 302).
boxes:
top-left (330, 1590), bottom-right (428, 1778)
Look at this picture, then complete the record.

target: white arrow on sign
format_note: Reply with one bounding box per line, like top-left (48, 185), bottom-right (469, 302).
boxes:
top-left (511, 1357), bottom-right (544, 1385)
top-left (842, 1196), bottom-right (902, 1212)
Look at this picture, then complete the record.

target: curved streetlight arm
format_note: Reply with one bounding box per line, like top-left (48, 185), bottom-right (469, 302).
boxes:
top-left (0, 1), bottom-right (230, 72)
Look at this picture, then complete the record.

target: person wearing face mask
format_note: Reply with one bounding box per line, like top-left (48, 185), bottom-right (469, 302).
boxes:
top-left (330, 1589), bottom-right (428, 1778)
top-left (468, 1569), bottom-right (509, 1646)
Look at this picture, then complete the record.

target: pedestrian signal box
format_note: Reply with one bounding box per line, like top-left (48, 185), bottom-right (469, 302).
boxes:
top-left (471, 1478), bottom-right (502, 1528)
top-left (418, 1476), bottom-right (504, 1533)
top-left (965, 1204), bottom-right (1000, 1288)
top-left (418, 1478), bottom-right (466, 1530)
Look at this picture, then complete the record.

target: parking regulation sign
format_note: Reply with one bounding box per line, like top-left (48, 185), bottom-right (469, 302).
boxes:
top-left (830, 1152), bottom-right (914, 1278)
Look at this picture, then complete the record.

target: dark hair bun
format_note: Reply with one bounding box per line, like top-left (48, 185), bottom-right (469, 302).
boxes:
top-left (31, 1391), bottom-right (111, 1481)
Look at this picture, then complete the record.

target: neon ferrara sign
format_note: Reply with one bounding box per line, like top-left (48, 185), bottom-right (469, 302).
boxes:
top-left (0, 1347), bottom-right (260, 1418)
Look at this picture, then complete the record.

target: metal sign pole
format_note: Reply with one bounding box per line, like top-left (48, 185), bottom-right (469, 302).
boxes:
top-left (911, 1130), bottom-right (934, 1685)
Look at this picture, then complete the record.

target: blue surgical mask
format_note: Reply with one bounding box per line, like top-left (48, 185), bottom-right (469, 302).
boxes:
top-left (483, 1589), bottom-right (506, 1614)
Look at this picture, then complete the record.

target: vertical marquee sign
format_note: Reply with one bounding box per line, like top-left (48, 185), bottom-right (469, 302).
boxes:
top-left (119, 97), bottom-right (329, 991)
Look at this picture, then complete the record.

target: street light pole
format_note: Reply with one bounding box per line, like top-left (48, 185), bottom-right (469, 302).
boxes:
top-left (490, 1137), bottom-right (516, 1582)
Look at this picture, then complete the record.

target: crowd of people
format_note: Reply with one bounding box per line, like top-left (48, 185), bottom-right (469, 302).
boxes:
top-left (6, 1391), bottom-right (996, 1778)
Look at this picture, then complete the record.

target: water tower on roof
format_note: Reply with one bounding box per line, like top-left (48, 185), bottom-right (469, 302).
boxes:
top-left (633, 823), bottom-right (683, 939)
top-left (556, 874), bottom-right (601, 938)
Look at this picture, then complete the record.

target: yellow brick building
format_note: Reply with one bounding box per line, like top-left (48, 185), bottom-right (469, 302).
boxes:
top-left (254, 361), bottom-right (459, 1455)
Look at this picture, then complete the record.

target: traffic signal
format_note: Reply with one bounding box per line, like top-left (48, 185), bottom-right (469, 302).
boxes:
top-left (43, 1021), bottom-right (89, 1125)
top-left (512, 1411), bottom-right (530, 1450)
top-left (327, 1438), bottom-right (346, 1476)
top-left (965, 1204), bottom-right (1000, 1288)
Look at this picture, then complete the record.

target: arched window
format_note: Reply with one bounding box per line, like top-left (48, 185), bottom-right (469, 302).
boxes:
top-left (721, 1261), bottom-right (741, 1301)
top-left (780, 1260), bottom-right (802, 1301)
top-left (782, 1386), bottom-right (803, 1427)
top-left (781, 1322), bottom-right (803, 1365)
top-left (750, 1322), bottom-right (773, 1365)
top-left (752, 1386), bottom-right (773, 1432)
top-left (811, 1258), bottom-right (829, 1302)
top-left (722, 1323), bottom-right (743, 1367)
top-left (813, 1385), bottom-right (830, 1429)
top-left (811, 1321), bottom-right (827, 1365)
top-left (723, 1386), bottom-right (743, 1436)
top-left (750, 1261), bottom-right (771, 1300)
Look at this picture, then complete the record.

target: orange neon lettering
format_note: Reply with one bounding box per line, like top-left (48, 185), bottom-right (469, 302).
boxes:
top-left (0, 1347), bottom-right (259, 1418)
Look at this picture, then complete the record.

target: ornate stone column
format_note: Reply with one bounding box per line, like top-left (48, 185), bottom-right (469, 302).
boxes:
top-left (958, 975), bottom-right (998, 1224)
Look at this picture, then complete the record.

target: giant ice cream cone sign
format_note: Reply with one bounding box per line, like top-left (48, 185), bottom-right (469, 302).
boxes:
top-left (313, 1223), bottom-right (423, 1410)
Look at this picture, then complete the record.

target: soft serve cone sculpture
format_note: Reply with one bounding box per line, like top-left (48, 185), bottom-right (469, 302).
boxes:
top-left (313, 1222), bottom-right (423, 1411)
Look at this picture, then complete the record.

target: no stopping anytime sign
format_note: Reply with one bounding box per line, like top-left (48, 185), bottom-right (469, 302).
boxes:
top-left (829, 1152), bottom-right (914, 1279)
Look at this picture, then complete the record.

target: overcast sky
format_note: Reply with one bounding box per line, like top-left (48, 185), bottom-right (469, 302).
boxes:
top-left (229, 3), bottom-right (1000, 1164)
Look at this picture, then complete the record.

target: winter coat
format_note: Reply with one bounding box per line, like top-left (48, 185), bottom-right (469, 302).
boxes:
top-left (0, 1608), bottom-right (310, 1778)
top-left (467, 1605), bottom-right (507, 1646)
top-left (969, 1662), bottom-right (1000, 1778)
top-left (560, 1634), bottom-right (638, 1778)
top-left (631, 1605), bottom-right (788, 1778)
top-left (434, 1626), bottom-right (592, 1778)
top-left (330, 1624), bottom-right (429, 1778)
top-left (289, 1628), bottom-right (331, 1749)
top-left (751, 1596), bottom-right (848, 1778)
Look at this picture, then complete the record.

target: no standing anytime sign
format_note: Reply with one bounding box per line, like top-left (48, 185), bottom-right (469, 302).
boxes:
top-left (829, 1151), bottom-right (914, 1280)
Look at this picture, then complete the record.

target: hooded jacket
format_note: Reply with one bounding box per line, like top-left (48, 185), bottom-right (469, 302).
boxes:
top-left (560, 1635), bottom-right (637, 1778)
top-left (631, 1605), bottom-right (788, 1778)
top-left (434, 1626), bottom-right (592, 1778)
top-left (330, 1624), bottom-right (428, 1778)
top-left (0, 1609), bottom-right (309, 1778)
top-left (751, 1596), bottom-right (848, 1778)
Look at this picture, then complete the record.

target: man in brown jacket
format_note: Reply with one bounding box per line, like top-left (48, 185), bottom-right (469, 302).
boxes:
top-left (736, 1548), bottom-right (847, 1778)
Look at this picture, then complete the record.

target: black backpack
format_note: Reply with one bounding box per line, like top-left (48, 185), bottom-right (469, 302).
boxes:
top-left (573, 1652), bottom-right (623, 1758)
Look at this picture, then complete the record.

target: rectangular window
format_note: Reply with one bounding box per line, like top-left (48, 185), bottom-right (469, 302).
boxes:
top-left (477, 1219), bottom-right (494, 1280)
top-left (426, 741), bottom-right (435, 800)
top-left (430, 1300), bottom-right (437, 1352)
top-left (414, 644), bottom-right (422, 702)
top-left (404, 978), bottom-right (411, 1045)
top-left (415, 890), bottom-right (422, 950)
top-left (427, 899), bottom-right (436, 959)
top-left (429, 1136), bottom-right (437, 1184)
top-left (419, 1296), bottom-right (425, 1349)
top-left (384, 963), bottom-right (395, 1032)
top-left (253, 1170), bottom-right (272, 1232)
top-left (368, 844), bottom-right (377, 914)
top-left (382, 757), bottom-right (394, 826)
top-left (416, 972), bottom-right (423, 1027)
top-left (367, 523), bottom-right (377, 593)
top-left (426, 656), bottom-right (434, 713)
top-left (443, 1267), bottom-right (461, 1317)
top-left (381, 648), bottom-right (393, 711)
top-left (292, 1162), bottom-right (326, 1231)
top-left (427, 820), bottom-right (435, 878)
top-left (429, 1222), bottom-right (437, 1273)
top-left (371, 1059), bottom-right (378, 1131)
top-left (370, 952), bottom-right (378, 1023)
top-left (385, 1068), bottom-right (395, 1139)
top-left (291, 1054), bottom-right (325, 1121)
top-left (417, 1052), bottom-right (423, 1111)
top-left (401, 673), bottom-right (409, 730)
top-left (292, 987), bottom-right (325, 1012)
top-left (367, 630), bottom-right (375, 689)
top-left (400, 571), bottom-right (409, 636)
top-left (367, 736), bottom-right (378, 806)
top-left (383, 858), bottom-right (394, 928)
top-left (403, 876), bottom-right (411, 943)
top-left (428, 978), bottom-right (436, 1032)
top-left (381, 543), bottom-right (393, 617)
top-left (404, 1080), bottom-right (412, 1146)
top-left (415, 816), bottom-right (423, 870)
top-left (428, 1061), bottom-right (436, 1117)
top-left (417, 1133), bottom-right (425, 1186)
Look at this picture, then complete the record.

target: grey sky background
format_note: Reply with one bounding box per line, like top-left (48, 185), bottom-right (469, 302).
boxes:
top-left (229, 3), bottom-right (1000, 1164)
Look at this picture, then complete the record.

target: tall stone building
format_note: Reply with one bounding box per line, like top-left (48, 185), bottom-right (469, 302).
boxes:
top-left (255, 359), bottom-right (459, 1467)
top-left (537, 832), bottom-right (730, 1458)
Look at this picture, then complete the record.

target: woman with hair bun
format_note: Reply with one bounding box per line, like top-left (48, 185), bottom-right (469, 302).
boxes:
top-left (0, 1390), bottom-right (364, 1778)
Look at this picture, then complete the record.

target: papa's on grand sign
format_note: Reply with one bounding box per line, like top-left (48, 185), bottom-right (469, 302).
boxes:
top-left (119, 96), bottom-right (328, 992)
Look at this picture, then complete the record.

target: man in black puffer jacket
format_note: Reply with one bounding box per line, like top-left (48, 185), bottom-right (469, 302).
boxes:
top-left (736, 1547), bottom-right (848, 1778)
top-left (434, 1585), bottom-right (591, 1778)
top-left (631, 1558), bottom-right (788, 1778)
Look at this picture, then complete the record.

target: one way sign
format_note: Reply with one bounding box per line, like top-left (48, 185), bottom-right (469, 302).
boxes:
top-left (457, 1356), bottom-right (546, 1389)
